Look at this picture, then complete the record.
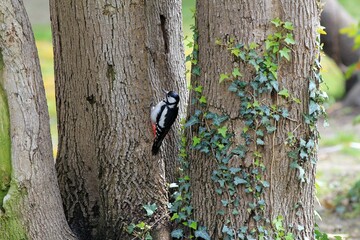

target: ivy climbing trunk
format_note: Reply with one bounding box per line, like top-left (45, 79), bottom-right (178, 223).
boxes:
top-left (0, 1), bottom-right (76, 239)
top-left (50, 0), bottom-right (186, 239)
top-left (187, 1), bottom-right (321, 239)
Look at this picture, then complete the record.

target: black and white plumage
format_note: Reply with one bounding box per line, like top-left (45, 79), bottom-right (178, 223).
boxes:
top-left (151, 91), bottom-right (180, 155)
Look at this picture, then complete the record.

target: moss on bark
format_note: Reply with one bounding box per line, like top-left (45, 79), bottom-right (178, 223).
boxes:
top-left (0, 181), bottom-right (28, 240)
top-left (0, 50), bottom-right (11, 208)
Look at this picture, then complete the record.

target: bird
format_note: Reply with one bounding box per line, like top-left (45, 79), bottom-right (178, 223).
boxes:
top-left (150, 90), bottom-right (180, 155)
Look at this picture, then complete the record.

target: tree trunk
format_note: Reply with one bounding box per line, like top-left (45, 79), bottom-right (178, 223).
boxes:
top-left (321, 0), bottom-right (360, 102)
top-left (50, 0), bottom-right (186, 239)
top-left (188, 0), bottom-right (320, 238)
top-left (0, 0), bottom-right (76, 239)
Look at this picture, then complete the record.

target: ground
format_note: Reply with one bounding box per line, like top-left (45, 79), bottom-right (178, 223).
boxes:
top-left (317, 104), bottom-right (360, 239)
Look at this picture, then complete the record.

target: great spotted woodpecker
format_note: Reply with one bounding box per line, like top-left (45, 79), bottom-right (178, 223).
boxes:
top-left (151, 90), bottom-right (180, 155)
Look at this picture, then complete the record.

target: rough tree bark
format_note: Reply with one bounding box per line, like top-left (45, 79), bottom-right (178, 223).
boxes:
top-left (188, 0), bottom-right (320, 238)
top-left (0, 0), bottom-right (76, 239)
top-left (50, 0), bottom-right (186, 239)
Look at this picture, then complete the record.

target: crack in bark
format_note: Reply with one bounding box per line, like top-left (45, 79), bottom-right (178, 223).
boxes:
top-left (160, 14), bottom-right (169, 54)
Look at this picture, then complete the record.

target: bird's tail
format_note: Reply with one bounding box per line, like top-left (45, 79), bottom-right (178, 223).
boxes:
top-left (152, 130), bottom-right (170, 155)
top-left (152, 137), bottom-right (164, 155)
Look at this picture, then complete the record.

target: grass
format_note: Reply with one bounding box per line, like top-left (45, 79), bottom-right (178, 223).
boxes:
top-left (320, 55), bottom-right (345, 102)
top-left (339, 0), bottom-right (360, 20)
top-left (34, 26), bottom-right (57, 154)
top-left (182, 0), bottom-right (195, 37)
top-left (32, 24), bottom-right (52, 42)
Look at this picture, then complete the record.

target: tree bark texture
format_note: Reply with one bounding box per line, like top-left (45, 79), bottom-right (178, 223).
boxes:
top-left (188, 0), bottom-right (320, 238)
top-left (50, 0), bottom-right (186, 239)
top-left (0, 0), bottom-right (76, 239)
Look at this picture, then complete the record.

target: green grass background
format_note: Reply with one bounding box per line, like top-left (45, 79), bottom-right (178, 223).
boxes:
top-left (33, 0), bottom-right (357, 154)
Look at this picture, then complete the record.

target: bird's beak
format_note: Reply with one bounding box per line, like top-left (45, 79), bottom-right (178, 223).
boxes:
top-left (162, 89), bottom-right (168, 94)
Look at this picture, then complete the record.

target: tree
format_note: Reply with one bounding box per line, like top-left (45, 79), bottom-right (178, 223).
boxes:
top-left (321, 0), bottom-right (360, 105)
top-left (186, 0), bottom-right (323, 238)
top-left (1, 0), bottom-right (327, 239)
top-left (49, 0), bottom-right (186, 239)
top-left (0, 1), bottom-right (75, 239)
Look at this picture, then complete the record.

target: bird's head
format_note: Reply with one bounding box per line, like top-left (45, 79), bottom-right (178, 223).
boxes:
top-left (164, 90), bottom-right (180, 105)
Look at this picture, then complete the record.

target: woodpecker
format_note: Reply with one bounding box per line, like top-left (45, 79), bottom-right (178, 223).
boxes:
top-left (151, 90), bottom-right (180, 155)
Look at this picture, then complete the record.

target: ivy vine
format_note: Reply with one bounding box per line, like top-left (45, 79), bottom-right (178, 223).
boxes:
top-left (169, 17), bottom-right (330, 240)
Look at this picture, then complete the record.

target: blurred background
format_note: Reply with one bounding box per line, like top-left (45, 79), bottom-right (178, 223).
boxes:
top-left (23, 0), bottom-right (360, 238)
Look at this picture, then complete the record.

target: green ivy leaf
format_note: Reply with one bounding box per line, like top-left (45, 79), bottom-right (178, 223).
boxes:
top-left (213, 115), bottom-right (229, 126)
top-left (194, 85), bottom-right (203, 93)
top-left (171, 229), bottom-right (183, 239)
top-left (270, 80), bottom-right (279, 92)
top-left (228, 82), bottom-right (239, 92)
top-left (278, 88), bottom-right (289, 98)
top-left (290, 162), bottom-right (305, 182)
top-left (231, 145), bottom-right (246, 157)
top-left (231, 48), bottom-right (241, 57)
top-left (309, 100), bottom-right (320, 115)
top-left (136, 221), bottom-right (146, 230)
top-left (126, 223), bottom-right (136, 234)
top-left (256, 129), bottom-right (264, 137)
top-left (292, 97), bottom-right (301, 104)
top-left (170, 212), bottom-right (179, 221)
top-left (217, 126), bottom-right (228, 138)
top-left (219, 73), bottom-right (230, 83)
top-left (232, 209), bottom-right (239, 215)
top-left (284, 21), bottom-right (294, 30)
top-left (145, 232), bottom-right (153, 240)
top-left (217, 209), bottom-right (225, 215)
top-left (215, 38), bottom-right (222, 45)
top-left (192, 136), bottom-right (201, 146)
top-left (279, 47), bottom-right (291, 61)
top-left (274, 32), bottom-right (282, 39)
top-left (215, 188), bottom-right (222, 195)
top-left (221, 199), bottom-right (229, 206)
top-left (229, 167), bottom-right (241, 174)
top-left (265, 39), bottom-right (278, 50)
top-left (282, 111), bottom-right (290, 119)
top-left (317, 25), bottom-right (327, 35)
top-left (192, 65), bottom-right (201, 76)
top-left (300, 150), bottom-right (308, 159)
top-left (266, 125), bottom-right (277, 133)
top-left (232, 67), bottom-right (242, 77)
top-left (271, 18), bottom-right (281, 27)
top-left (256, 138), bottom-right (265, 145)
top-left (262, 181), bottom-right (270, 188)
top-left (195, 228), bottom-right (211, 240)
top-left (300, 138), bottom-right (306, 147)
top-left (216, 143), bottom-right (225, 150)
top-left (249, 58), bottom-right (259, 71)
top-left (297, 225), bottom-right (304, 231)
top-left (222, 225), bottom-right (235, 236)
top-left (306, 139), bottom-right (315, 149)
top-left (284, 33), bottom-right (296, 45)
top-left (143, 203), bottom-right (157, 216)
top-left (189, 221), bottom-right (198, 230)
top-left (249, 42), bottom-right (259, 49)
top-left (185, 116), bottom-right (199, 127)
top-left (199, 96), bottom-right (207, 104)
top-left (234, 177), bottom-right (247, 185)
top-left (285, 233), bottom-right (295, 240)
